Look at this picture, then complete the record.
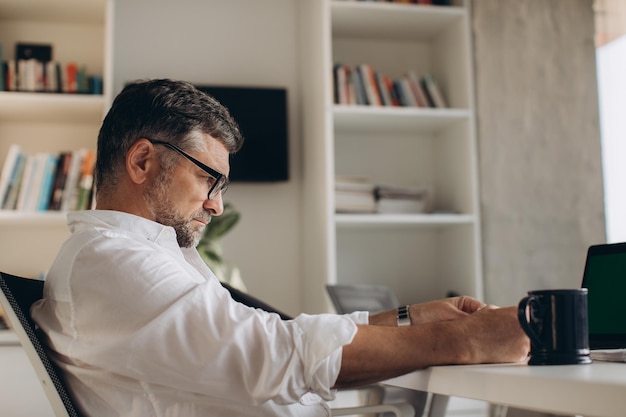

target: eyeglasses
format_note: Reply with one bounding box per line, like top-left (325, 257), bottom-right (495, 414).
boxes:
top-left (148, 139), bottom-right (229, 200)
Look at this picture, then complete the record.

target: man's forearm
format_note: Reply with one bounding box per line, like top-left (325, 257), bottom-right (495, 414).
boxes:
top-left (335, 306), bottom-right (529, 388)
top-left (335, 320), bottom-right (468, 388)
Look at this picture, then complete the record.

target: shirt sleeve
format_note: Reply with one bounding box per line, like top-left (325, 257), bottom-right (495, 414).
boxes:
top-left (290, 313), bottom-right (360, 401)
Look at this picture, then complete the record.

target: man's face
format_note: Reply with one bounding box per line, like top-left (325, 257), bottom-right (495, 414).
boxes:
top-left (144, 135), bottom-right (230, 248)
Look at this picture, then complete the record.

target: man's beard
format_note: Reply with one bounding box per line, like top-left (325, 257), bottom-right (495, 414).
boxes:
top-left (144, 172), bottom-right (210, 248)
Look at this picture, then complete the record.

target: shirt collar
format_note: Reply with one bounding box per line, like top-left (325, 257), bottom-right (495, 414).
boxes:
top-left (67, 210), bottom-right (179, 246)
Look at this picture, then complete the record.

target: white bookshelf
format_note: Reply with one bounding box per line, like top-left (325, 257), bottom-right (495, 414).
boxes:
top-left (299, 0), bottom-right (483, 313)
top-left (0, 0), bottom-right (112, 278)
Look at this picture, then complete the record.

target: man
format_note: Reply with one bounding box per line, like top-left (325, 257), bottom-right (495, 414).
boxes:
top-left (32, 79), bottom-right (529, 417)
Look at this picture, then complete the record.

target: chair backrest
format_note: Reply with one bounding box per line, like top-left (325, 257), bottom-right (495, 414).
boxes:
top-left (221, 281), bottom-right (292, 320)
top-left (0, 272), bottom-right (81, 417)
top-left (326, 284), bottom-right (400, 314)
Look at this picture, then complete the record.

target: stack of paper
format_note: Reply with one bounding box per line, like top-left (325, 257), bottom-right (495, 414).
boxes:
top-left (335, 176), bottom-right (376, 213)
top-left (375, 184), bottom-right (428, 214)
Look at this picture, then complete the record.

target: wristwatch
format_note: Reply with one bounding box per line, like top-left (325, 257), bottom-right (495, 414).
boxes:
top-left (397, 305), bottom-right (411, 327)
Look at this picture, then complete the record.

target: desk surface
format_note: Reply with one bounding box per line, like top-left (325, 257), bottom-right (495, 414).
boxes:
top-left (385, 361), bottom-right (626, 417)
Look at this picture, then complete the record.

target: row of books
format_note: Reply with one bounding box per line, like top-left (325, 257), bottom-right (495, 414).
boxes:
top-left (1, 59), bottom-right (103, 94)
top-left (335, 176), bottom-right (428, 214)
top-left (0, 145), bottom-right (96, 212)
top-left (0, 44), bottom-right (103, 94)
top-left (333, 64), bottom-right (447, 108)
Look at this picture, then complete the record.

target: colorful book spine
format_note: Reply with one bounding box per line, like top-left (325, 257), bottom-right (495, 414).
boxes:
top-left (0, 43), bottom-right (4, 92)
top-left (0, 146), bottom-right (95, 212)
top-left (37, 154), bottom-right (59, 211)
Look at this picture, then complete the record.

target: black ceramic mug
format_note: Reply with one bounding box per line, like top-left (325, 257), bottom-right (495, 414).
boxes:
top-left (517, 289), bottom-right (591, 365)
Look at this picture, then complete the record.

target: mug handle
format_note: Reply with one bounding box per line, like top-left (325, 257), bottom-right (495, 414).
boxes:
top-left (517, 296), bottom-right (543, 347)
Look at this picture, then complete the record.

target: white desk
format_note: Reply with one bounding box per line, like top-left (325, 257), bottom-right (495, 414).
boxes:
top-left (385, 361), bottom-right (626, 417)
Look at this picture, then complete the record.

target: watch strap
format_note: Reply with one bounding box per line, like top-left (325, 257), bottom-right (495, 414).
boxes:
top-left (397, 305), bottom-right (411, 327)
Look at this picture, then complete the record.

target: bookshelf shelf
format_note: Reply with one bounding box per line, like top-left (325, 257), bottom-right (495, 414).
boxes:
top-left (300, 0), bottom-right (483, 314)
top-left (331, 2), bottom-right (465, 40)
top-left (0, 210), bottom-right (67, 226)
top-left (0, 92), bottom-right (105, 123)
top-left (0, 0), bottom-right (106, 24)
top-left (333, 105), bottom-right (470, 133)
top-left (335, 213), bottom-right (475, 227)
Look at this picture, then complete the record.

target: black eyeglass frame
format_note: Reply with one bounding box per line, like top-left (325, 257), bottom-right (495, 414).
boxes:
top-left (148, 138), bottom-right (228, 200)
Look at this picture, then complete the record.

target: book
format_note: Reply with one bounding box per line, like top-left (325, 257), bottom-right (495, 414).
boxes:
top-left (62, 148), bottom-right (87, 211)
top-left (334, 64), bottom-right (352, 105)
top-left (14, 154), bottom-right (37, 210)
top-left (6, 60), bottom-right (17, 91)
top-left (65, 62), bottom-right (79, 93)
top-left (406, 71), bottom-right (430, 107)
top-left (76, 149), bottom-right (95, 210)
top-left (352, 66), bottom-right (368, 105)
top-left (335, 176), bottom-right (376, 213)
top-left (48, 152), bottom-right (72, 211)
top-left (375, 184), bottom-right (428, 214)
top-left (1, 150), bottom-right (25, 209)
top-left (377, 197), bottom-right (427, 214)
top-left (45, 61), bottom-right (59, 92)
top-left (398, 77), bottom-right (418, 107)
top-left (17, 153), bottom-right (52, 211)
top-left (0, 43), bottom-right (4, 92)
top-left (37, 154), bottom-right (59, 211)
top-left (333, 63), bottom-right (342, 104)
top-left (336, 175), bottom-right (376, 192)
top-left (392, 80), bottom-right (408, 107)
top-left (336, 191), bottom-right (377, 213)
top-left (376, 72), bottom-right (393, 106)
top-left (89, 75), bottom-right (103, 95)
top-left (421, 73), bottom-right (447, 108)
top-left (77, 65), bottom-right (89, 93)
top-left (0, 145), bottom-right (22, 206)
top-left (382, 75), bottom-right (400, 107)
top-left (357, 64), bottom-right (382, 106)
top-left (1, 62), bottom-right (7, 91)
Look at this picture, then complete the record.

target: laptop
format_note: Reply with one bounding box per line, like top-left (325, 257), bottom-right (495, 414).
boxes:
top-left (581, 242), bottom-right (626, 360)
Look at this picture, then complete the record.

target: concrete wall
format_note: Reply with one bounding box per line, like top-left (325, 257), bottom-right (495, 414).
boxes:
top-left (472, 0), bottom-right (606, 306)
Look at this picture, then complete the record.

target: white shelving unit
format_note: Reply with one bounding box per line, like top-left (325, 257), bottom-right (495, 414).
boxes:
top-left (299, 0), bottom-right (483, 313)
top-left (0, 0), bottom-right (112, 278)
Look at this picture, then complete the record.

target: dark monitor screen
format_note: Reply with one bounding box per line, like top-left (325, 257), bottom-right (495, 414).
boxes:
top-left (581, 242), bottom-right (626, 348)
top-left (195, 85), bottom-right (289, 182)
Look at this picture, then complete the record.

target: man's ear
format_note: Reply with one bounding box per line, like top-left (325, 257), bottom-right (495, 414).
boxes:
top-left (126, 139), bottom-right (156, 185)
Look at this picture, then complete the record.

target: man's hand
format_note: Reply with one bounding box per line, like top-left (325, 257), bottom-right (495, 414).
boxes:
top-left (409, 296), bottom-right (486, 324)
top-left (457, 305), bottom-right (530, 364)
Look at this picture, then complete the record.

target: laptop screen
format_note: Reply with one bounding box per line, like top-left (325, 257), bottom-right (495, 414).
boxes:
top-left (582, 242), bottom-right (626, 349)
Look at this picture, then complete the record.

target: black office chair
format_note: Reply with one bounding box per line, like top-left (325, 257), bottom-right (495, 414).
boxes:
top-left (0, 271), bottom-right (82, 417)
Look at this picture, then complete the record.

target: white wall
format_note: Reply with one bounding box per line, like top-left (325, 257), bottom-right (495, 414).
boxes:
top-left (112, 0), bottom-right (303, 315)
top-left (597, 34), bottom-right (626, 243)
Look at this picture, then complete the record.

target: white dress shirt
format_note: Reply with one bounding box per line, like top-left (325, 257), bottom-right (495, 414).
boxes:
top-left (31, 210), bottom-right (368, 417)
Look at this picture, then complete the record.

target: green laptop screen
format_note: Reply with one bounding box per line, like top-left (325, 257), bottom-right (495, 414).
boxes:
top-left (583, 250), bottom-right (626, 335)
